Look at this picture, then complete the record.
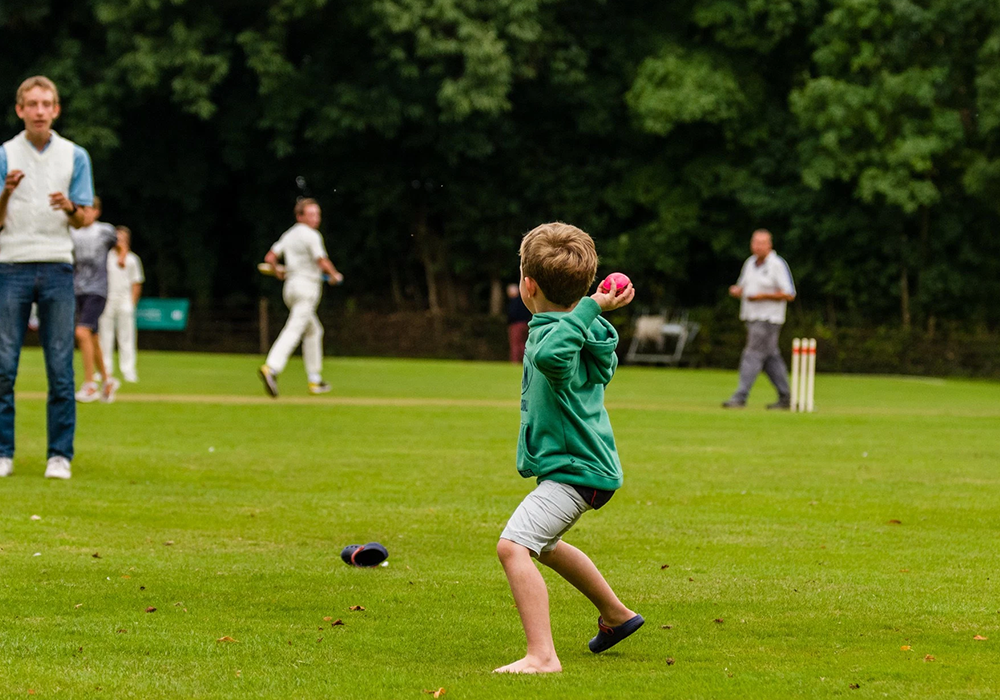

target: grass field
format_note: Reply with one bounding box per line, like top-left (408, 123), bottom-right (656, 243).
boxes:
top-left (2, 349), bottom-right (1000, 698)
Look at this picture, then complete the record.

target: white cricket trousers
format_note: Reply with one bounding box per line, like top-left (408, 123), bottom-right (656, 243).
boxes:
top-left (99, 296), bottom-right (138, 380)
top-left (265, 278), bottom-right (324, 377)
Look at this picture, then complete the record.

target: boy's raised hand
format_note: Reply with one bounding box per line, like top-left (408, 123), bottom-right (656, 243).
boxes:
top-left (590, 279), bottom-right (635, 312)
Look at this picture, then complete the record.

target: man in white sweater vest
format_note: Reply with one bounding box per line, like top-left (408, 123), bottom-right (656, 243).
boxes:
top-left (0, 76), bottom-right (94, 480)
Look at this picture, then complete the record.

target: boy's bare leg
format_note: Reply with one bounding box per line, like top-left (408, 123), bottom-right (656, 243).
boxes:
top-left (75, 327), bottom-right (96, 382)
top-left (494, 539), bottom-right (562, 674)
top-left (538, 541), bottom-right (636, 626)
top-left (92, 333), bottom-right (109, 383)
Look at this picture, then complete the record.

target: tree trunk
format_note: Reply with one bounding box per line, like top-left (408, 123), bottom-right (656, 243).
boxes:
top-left (489, 276), bottom-right (503, 317)
top-left (900, 232), bottom-right (911, 330)
top-left (413, 204), bottom-right (441, 314)
top-left (389, 264), bottom-right (404, 309)
top-left (916, 205), bottom-right (930, 326)
top-left (439, 268), bottom-right (457, 313)
top-left (901, 265), bottom-right (911, 330)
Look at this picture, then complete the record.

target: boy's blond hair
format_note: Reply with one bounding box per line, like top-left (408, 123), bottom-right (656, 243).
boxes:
top-left (520, 222), bottom-right (598, 307)
top-left (16, 76), bottom-right (59, 106)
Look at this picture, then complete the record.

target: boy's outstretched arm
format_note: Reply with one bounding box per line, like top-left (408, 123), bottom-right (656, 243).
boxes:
top-left (533, 280), bottom-right (635, 385)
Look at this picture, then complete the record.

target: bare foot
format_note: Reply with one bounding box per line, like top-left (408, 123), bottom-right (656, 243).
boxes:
top-left (493, 656), bottom-right (562, 674)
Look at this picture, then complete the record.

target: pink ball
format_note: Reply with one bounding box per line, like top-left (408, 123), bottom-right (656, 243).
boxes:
top-left (599, 272), bottom-right (631, 296)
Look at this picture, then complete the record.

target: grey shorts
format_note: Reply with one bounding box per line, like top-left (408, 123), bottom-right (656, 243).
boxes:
top-left (500, 480), bottom-right (591, 555)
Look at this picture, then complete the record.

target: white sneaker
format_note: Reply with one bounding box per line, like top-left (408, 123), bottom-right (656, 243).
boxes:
top-left (75, 382), bottom-right (101, 403)
top-left (123, 373), bottom-right (138, 383)
top-left (102, 377), bottom-right (121, 403)
top-left (0, 457), bottom-right (12, 477)
top-left (44, 456), bottom-right (72, 480)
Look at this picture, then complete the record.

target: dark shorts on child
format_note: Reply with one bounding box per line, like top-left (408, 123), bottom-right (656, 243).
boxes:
top-left (571, 485), bottom-right (615, 510)
top-left (76, 294), bottom-right (107, 331)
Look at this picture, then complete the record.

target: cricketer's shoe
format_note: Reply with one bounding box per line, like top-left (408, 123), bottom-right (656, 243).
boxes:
top-left (0, 457), bottom-right (12, 477)
top-left (102, 377), bottom-right (121, 404)
top-left (258, 365), bottom-right (279, 398)
top-left (767, 399), bottom-right (791, 410)
top-left (75, 382), bottom-right (101, 403)
top-left (308, 381), bottom-right (331, 395)
top-left (721, 399), bottom-right (746, 409)
top-left (44, 456), bottom-right (72, 480)
top-left (123, 373), bottom-right (139, 383)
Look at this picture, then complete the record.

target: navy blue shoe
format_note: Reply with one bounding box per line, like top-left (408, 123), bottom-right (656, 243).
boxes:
top-left (588, 614), bottom-right (644, 653)
top-left (340, 542), bottom-right (388, 567)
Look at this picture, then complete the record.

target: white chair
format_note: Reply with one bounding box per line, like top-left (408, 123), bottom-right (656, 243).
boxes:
top-left (625, 311), bottom-right (700, 365)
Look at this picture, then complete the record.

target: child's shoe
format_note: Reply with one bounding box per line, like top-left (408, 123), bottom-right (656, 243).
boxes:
top-left (588, 614), bottom-right (644, 653)
top-left (102, 377), bottom-right (121, 403)
top-left (75, 382), bottom-right (100, 403)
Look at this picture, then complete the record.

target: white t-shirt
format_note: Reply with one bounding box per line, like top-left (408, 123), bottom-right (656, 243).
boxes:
top-left (270, 223), bottom-right (328, 285)
top-left (736, 251), bottom-right (796, 324)
top-left (106, 250), bottom-right (145, 301)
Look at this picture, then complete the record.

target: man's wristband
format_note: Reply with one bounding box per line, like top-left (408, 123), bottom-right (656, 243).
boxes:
top-left (67, 203), bottom-right (78, 216)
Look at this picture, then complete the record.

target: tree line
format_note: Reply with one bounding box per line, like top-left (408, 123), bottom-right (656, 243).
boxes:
top-left (2, 0), bottom-right (999, 330)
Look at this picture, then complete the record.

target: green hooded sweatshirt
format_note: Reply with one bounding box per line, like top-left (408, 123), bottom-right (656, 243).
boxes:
top-left (517, 296), bottom-right (623, 491)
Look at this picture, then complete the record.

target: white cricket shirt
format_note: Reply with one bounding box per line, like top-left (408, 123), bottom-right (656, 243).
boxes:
top-left (106, 250), bottom-right (145, 301)
top-left (736, 251), bottom-right (796, 324)
top-left (270, 223), bottom-right (328, 285)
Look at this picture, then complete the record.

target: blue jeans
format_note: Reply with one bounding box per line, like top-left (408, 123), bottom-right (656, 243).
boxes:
top-left (0, 263), bottom-right (76, 460)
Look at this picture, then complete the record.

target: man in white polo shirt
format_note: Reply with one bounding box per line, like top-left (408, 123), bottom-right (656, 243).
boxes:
top-left (257, 198), bottom-right (343, 398)
top-left (723, 229), bottom-right (796, 410)
top-left (0, 76), bottom-right (94, 479)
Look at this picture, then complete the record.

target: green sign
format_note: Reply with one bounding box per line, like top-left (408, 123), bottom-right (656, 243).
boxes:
top-left (136, 298), bottom-right (190, 331)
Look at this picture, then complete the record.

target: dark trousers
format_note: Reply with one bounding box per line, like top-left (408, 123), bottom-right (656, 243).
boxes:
top-left (508, 322), bottom-right (528, 363)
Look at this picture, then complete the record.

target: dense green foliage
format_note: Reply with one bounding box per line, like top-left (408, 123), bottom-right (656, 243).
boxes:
top-left (2, 350), bottom-right (1000, 697)
top-left (2, 1), bottom-right (999, 328)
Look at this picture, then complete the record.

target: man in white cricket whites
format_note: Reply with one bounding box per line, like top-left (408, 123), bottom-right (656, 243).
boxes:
top-left (99, 226), bottom-right (144, 383)
top-left (258, 198), bottom-right (343, 398)
top-left (0, 76), bottom-right (94, 479)
top-left (722, 229), bottom-right (796, 410)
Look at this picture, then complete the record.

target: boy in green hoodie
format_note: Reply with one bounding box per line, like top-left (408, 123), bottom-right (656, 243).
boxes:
top-left (494, 222), bottom-right (643, 675)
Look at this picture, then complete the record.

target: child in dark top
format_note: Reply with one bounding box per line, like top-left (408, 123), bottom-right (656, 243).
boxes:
top-left (494, 222), bottom-right (642, 674)
top-left (506, 282), bottom-right (532, 363)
